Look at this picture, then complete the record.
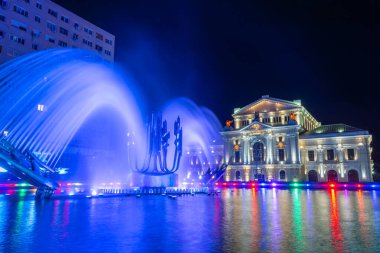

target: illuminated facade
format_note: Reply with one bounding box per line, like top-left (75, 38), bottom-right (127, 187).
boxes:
top-left (222, 95), bottom-right (373, 182)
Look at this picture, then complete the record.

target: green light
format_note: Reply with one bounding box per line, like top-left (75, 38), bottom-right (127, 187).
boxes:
top-left (292, 183), bottom-right (299, 187)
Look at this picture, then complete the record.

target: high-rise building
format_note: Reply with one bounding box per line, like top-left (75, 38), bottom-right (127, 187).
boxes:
top-left (0, 0), bottom-right (115, 63)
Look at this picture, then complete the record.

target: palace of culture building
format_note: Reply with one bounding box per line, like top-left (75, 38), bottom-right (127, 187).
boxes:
top-left (222, 95), bottom-right (373, 183)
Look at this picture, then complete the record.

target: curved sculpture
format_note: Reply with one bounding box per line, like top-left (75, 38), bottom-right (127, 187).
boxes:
top-left (130, 113), bottom-right (182, 176)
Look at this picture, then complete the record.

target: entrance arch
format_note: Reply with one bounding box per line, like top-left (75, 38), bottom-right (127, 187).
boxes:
top-left (327, 170), bottom-right (338, 182)
top-left (308, 170), bottom-right (318, 182)
top-left (348, 169), bottom-right (359, 182)
top-left (279, 170), bottom-right (286, 180)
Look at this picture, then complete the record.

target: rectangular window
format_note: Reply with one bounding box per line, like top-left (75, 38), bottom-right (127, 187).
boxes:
top-left (72, 33), bottom-right (79, 41)
top-left (84, 27), bottom-right (93, 35)
top-left (13, 5), bottom-right (29, 17)
top-left (58, 40), bottom-right (67, 47)
top-left (47, 22), bottom-right (56, 32)
top-left (95, 32), bottom-right (103, 41)
top-left (34, 15), bottom-right (41, 23)
top-left (45, 35), bottom-right (55, 44)
top-left (0, 15), bottom-right (5, 22)
top-left (278, 149), bottom-right (285, 162)
top-left (74, 23), bottom-right (80, 30)
top-left (105, 38), bottom-right (113, 45)
top-left (82, 38), bottom-right (92, 47)
top-left (59, 27), bottom-right (68, 36)
top-left (327, 149), bottom-right (335, 161)
top-left (0, 30), bottom-right (3, 39)
top-left (9, 34), bottom-right (25, 44)
top-left (308, 150), bottom-right (315, 161)
top-left (11, 19), bottom-right (27, 31)
top-left (32, 44), bottom-right (38, 50)
top-left (60, 16), bottom-right (69, 23)
top-left (31, 30), bottom-right (41, 38)
top-left (36, 2), bottom-right (42, 9)
top-left (48, 9), bottom-right (58, 18)
top-left (105, 50), bottom-right (111, 56)
top-left (347, 149), bottom-right (355, 160)
top-left (95, 45), bottom-right (102, 52)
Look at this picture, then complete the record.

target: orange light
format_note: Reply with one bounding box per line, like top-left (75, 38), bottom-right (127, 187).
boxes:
top-left (290, 113), bottom-right (296, 120)
top-left (330, 184), bottom-right (335, 188)
top-left (251, 183), bottom-right (256, 187)
top-left (234, 145), bottom-right (239, 150)
top-left (278, 142), bottom-right (284, 148)
top-left (226, 120), bottom-right (233, 127)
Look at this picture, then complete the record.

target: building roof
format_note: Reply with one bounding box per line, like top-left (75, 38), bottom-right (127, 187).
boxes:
top-left (233, 95), bottom-right (301, 116)
top-left (300, 124), bottom-right (369, 138)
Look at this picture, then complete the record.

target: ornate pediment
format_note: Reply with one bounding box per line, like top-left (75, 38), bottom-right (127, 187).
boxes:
top-left (233, 97), bottom-right (301, 116)
top-left (240, 121), bottom-right (271, 132)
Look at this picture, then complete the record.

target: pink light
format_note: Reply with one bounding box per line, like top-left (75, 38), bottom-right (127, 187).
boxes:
top-left (67, 183), bottom-right (72, 186)
top-left (223, 182), bottom-right (227, 186)
top-left (233, 183), bottom-right (237, 186)
top-left (357, 184), bottom-right (362, 188)
top-left (251, 183), bottom-right (256, 187)
top-left (330, 184), bottom-right (335, 188)
top-left (215, 182), bottom-right (219, 186)
top-left (272, 183), bottom-right (277, 187)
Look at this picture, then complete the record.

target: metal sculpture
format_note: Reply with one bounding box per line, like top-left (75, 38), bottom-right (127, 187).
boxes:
top-left (130, 113), bottom-right (182, 176)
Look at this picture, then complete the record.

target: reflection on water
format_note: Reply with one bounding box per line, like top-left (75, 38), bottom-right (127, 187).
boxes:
top-left (1, 189), bottom-right (380, 252)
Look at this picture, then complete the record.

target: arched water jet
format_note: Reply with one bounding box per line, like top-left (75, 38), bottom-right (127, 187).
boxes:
top-left (0, 49), bottom-right (147, 188)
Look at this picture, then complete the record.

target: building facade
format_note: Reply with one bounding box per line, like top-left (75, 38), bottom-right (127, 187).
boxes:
top-left (0, 0), bottom-right (115, 63)
top-left (222, 96), bottom-right (373, 182)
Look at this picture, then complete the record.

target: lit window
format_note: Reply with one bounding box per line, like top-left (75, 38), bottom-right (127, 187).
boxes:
top-left (9, 34), bottom-right (25, 44)
top-left (37, 104), bottom-right (46, 111)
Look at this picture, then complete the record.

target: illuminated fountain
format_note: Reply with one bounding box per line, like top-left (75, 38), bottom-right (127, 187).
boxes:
top-left (161, 98), bottom-right (226, 186)
top-left (0, 49), bottom-right (146, 197)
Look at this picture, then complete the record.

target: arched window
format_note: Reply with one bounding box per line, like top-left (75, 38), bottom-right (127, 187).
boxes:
top-left (236, 171), bottom-right (241, 180)
top-left (279, 170), bottom-right (286, 180)
top-left (253, 142), bottom-right (264, 162)
top-left (327, 170), bottom-right (338, 182)
top-left (348, 170), bottom-right (359, 182)
top-left (308, 170), bottom-right (318, 182)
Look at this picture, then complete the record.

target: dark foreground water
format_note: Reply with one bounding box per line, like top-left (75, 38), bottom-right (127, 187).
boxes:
top-left (1, 188), bottom-right (380, 253)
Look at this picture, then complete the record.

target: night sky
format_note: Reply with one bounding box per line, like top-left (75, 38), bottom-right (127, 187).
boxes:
top-left (52, 0), bottom-right (380, 164)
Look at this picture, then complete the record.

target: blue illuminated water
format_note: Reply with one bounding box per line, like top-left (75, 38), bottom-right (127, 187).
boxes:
top-left (1, 189), bottom-right (379, 252)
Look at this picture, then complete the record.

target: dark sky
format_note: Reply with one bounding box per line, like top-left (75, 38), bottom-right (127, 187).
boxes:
top-left (53, 0), bottom-right (380, 163)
